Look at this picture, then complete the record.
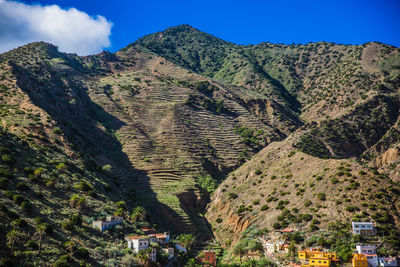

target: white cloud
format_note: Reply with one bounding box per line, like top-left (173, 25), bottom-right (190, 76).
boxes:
top-left (0, 0), bottom-right (112, 55)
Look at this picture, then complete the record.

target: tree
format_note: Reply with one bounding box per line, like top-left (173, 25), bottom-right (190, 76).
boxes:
top-left (35, 224), bottom-right (47, 255)
top-left (6, 230), bottom-right (20, 256)
top-left (233, 243), bottom-right (247, 264)
top-left (136, 248), bottom-right (151, 266)
top-left (131, 206), bottom-right (147, 222)
top-left (176, 233), bottom-right (195, 250)
top-left (248, 240), bottom-right (263, 251)
top-left (288, 241), bottom-right (297, 259)
top-left (64, 241), bottom-right (76, 255)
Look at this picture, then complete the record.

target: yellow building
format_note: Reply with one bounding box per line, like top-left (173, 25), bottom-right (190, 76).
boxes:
top-left (301, 258), bottom-right (331, 267)
top-left (298, 249), bottom-right (338, 260)
top-left (352, 254), bottom-right (368, 267)
top-left (299, 249), bottom-right (339, 267)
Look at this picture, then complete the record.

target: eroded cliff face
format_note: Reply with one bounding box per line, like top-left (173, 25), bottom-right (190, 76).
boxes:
top-left (206, 197), bottom-right (251, 246)
top-left (373, 147), bottom-right (400, 181)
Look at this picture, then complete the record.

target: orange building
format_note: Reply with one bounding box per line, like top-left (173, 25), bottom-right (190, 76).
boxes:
top-left (352, 254), bottom-right (368, 267)
top-left (196, 251), bottom-right (217, 266)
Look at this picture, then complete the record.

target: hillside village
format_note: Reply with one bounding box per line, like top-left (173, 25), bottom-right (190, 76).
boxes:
top-left (0, 24), bottom-right (399, 266)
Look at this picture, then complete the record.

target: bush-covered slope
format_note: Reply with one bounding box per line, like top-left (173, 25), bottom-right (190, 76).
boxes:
top-left (206, 139), bottom-right (400, 263)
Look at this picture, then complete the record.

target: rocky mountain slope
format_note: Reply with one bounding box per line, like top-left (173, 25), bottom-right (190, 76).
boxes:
top-left (0, 25), bottom-right (399, 265)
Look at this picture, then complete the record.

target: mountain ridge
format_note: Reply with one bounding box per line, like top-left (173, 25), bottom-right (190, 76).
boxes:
top-left (0, 25), bottom-right (399, 265)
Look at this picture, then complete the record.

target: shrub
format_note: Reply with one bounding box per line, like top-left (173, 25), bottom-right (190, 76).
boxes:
top-left (20, 201), bottom-right (32, 213)
top-left (116, 201), bottom-right (126, 210)
top-left (229, 193), bottom-right (238, 199)
top-left (1, 154), bottom-right (15, 165)
top-left (273, 222), bottom-right (281, 229)
top-left (16, 182), bottom-right (29, 191)
top-left (331, 177), bottom-right (339, 184)
top-left (302, 214), bottom-right (313, 222)
top-left (102, 165), bottom-right (112, 172)
top-left (216, 218), bottom-right (222, 223)
top-left (254, 169), bottom-right (262, 175)
top-left (0, 167), bottom-right (13, 178)
top-left (12, 218), bottom-right (27, 228)
top-left (56, 163), bottom-right (67, 172)
top-left (288, 151), bottom-right (296, 157)
top-left (0, 178), bottom-right (8, 189)
top-left (61, 219), bottom-right (75, 231)
top-left (41, 223), bottom-right (53, 235)
top-left (52, 127), bottom-right (62, 135)
top-left (12, 194), bottom-right (24, 205)
top-left (69, 214), bottom-right (82, 226)
top-left (345, 206), bottom-right (360, 212)
top-left (78, 181), bottom-right (92, 192)
top-left (317, 193), bottom-right (326, 201)
top-left (236, 205), bottom-right (247, 214)
top-left (53, 256), bottom-right (70, 267)
top-left (5, 190), bottom-right (13, 199)
top-left (261, 205), bottom-right (269, 211)
top-left (75, 247), bottom-right (89, 259)
top-left (253, 199), bottom-right (260, 205)
top-left (7, 211), bottom-right (19, 219)
top-left (309, 223), bottom-right (319, 231)
top-left (23, 167), bottom-right (34, 174)
top-left (27, 240), bottom-right (39, 250)
top-left (304, 200), bottom-right (312, 207)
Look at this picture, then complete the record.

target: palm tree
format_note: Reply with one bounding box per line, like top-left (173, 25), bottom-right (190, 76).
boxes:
top-left (6, 230), bottom-right (19, 256)
top-left (288, 241), bottom-right (297, 259)
top-left (177, 233), bottom-right (195, 251)
top-left (64, 240), bottom-right (75, 255)
top-left (131, 206), bottom-right (147, 222)
top-left (35, 223), bottom-right (47, 255)
top-left (233, 243), bottom-right (247, 264)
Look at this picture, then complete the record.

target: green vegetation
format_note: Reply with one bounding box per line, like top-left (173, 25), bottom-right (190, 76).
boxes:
top-left (1, 25), bottom-right (400, 266)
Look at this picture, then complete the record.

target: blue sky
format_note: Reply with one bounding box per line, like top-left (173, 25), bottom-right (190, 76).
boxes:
top-left (3, 0), bottom-right (400, 54)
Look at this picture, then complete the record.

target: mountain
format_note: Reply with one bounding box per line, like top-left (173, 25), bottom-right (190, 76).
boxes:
top-left (0, 25), bottom-right (399, 265)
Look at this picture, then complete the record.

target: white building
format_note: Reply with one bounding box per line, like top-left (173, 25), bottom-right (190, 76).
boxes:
top-left (356, 245), bottom-right (377, 254)
top-left (162, 247), bottom-right (174, 259)
top-left (149, 247), bottom-right (157, 262)
top-left (126, 232), bottom-right (173, 262)
top-left (378, 257), bottom-right (397, 267)
top-left (92, 216), bottom-right (123, 231)
top-left (265, 243), bottom-right (277, 254)
top-left (366, 254), bottom-right (379, 267)
top-left (352, 222), bottom-right (376, 236)
top-left (126, 236), bottom-right (150, 252)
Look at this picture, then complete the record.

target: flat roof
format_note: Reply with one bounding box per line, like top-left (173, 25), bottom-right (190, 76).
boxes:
top-left (126, 235), bottom-right (149, 240)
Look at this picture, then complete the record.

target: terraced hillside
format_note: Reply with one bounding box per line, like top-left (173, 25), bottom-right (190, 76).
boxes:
top-left (1, 25), bottom-right (400, 265)
top-left (0, 39), bottom-right (286, 240)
